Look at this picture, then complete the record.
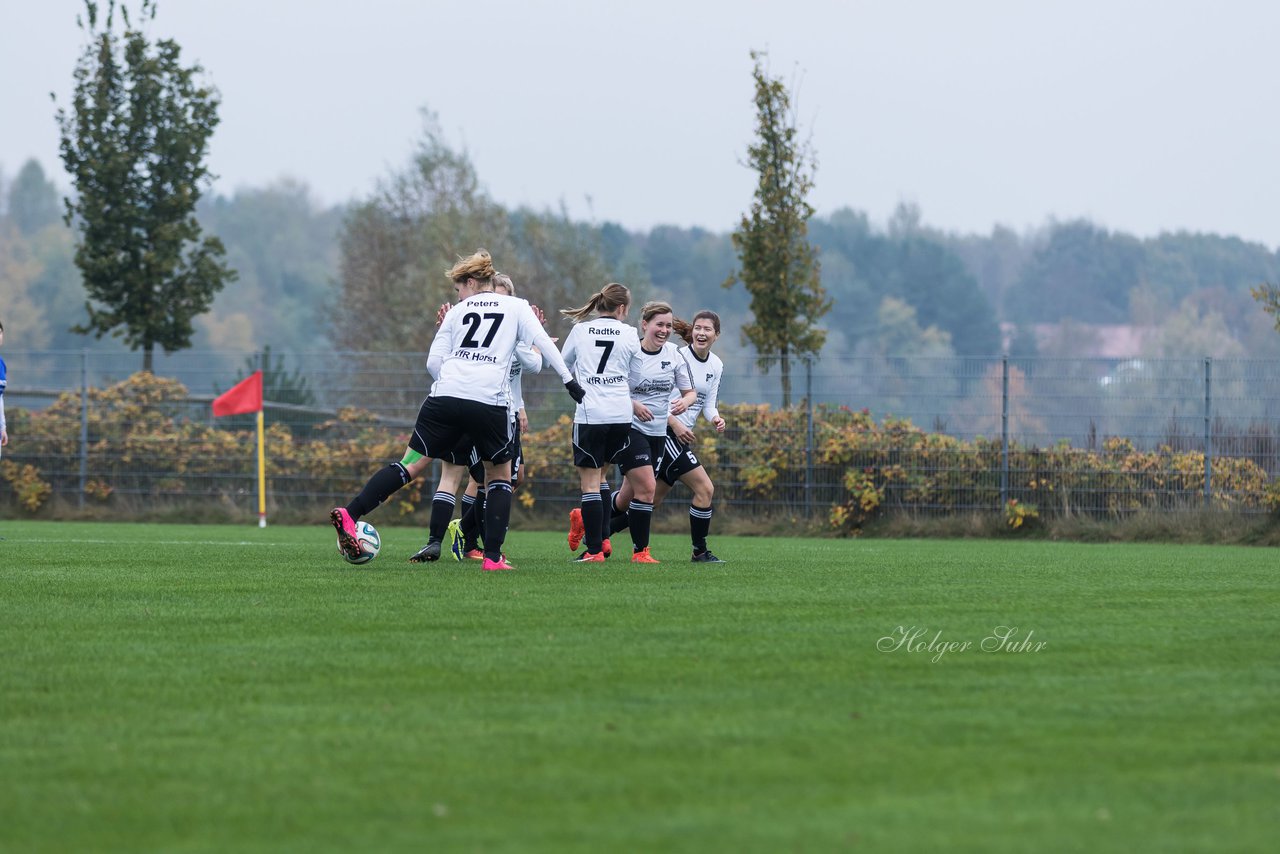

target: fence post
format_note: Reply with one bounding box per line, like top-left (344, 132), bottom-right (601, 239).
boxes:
top-left (1000, 355), bottom-right (1010, 508)
top-left (79, 349), bottom-right (89, 510)
top-left (805, 356), bottom-right (814, 519)
top-left (1204, 357), bottom-right (1212, 506)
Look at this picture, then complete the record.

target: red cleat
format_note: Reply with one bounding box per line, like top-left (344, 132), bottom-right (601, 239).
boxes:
top-left (568, 507), bottom-right (585, 551)
top-left (573, 550), bottom-right (606, 563)
top-left (630, 547), bottom-right (660, 564)
top-left (602, 538), bottom-right (612, 558)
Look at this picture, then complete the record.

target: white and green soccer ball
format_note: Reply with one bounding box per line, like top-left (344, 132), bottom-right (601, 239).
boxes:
top-left (339, 520), bottom-right (381, 565)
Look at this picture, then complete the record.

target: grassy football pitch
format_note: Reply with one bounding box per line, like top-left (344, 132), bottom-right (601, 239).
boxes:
top-left (1, 521), bottom-right (1276, 852)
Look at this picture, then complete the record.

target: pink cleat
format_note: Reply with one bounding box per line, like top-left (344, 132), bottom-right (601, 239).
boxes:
top-left (330, 508), bottom-right (361, 561)
top-left (482, 556), bottom-right (516, 571)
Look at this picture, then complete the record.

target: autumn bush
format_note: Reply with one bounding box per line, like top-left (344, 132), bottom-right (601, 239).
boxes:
top-left (1, 374), bottom-right (1272, 535)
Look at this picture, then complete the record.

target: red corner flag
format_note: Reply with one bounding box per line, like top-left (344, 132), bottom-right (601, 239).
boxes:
top-left (212, 370), bottom-right (263, 417)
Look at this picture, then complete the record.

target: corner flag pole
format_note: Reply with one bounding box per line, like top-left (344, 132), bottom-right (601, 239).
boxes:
top-left (257, 408), bottom-right (267, 528)
top-left (212, 370), bottom-right (267, 528)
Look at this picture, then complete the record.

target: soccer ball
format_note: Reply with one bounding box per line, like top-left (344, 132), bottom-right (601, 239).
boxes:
top-left (339, 520), bottom-right (381, 565)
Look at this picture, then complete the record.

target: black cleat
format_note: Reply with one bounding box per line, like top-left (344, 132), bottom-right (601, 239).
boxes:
top-left (409, 539), bottom-right (443, 563)
top-left (691, 549), bottom-right (726, 564)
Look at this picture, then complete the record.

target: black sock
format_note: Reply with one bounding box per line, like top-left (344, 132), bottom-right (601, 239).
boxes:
top-left (629, 500), bottom-right (653, 551)
top-left (581, 492), bottom-right (603, 553)
top-left (474, 491), bottom-right (487, 546)
top-left (347, 463), bottom-right (410, 519)
top-left (483, 480), bottom-right (513, 561)
top-left (460, 494), bottom-right (482, 548)
top-left (599, 481), bottom-right (612, 543)
top-left (428, 490), bottom-right (455, 541)
top-left (459, 493), bottom-right (476, 535)
top-left (609, 510), bottom-right (631, 534)
top-left (690, 504), bottom-right (713, 552)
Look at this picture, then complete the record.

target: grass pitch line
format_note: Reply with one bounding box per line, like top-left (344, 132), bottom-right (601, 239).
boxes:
top-left (11, 537), bottom-right (300, 547)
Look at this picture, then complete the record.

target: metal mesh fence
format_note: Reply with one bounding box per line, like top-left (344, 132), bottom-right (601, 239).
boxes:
top-left (4, 350), bottom-right (1279, 521)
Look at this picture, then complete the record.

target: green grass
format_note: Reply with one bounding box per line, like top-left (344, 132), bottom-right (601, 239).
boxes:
top-left (1, 521), bottom-right (1276, 852)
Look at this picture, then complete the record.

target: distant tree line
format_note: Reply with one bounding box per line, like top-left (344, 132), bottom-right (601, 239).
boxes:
top-left (7, 0), bottom-right (1280, 394)
top-left (6, 149), bottom-right (1280, 376)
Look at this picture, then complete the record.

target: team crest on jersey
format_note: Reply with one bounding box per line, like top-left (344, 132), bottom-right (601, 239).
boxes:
top-left (662, 361), bottom-right (672, 369)
top-left (706, 372), bottom-right (715, 382)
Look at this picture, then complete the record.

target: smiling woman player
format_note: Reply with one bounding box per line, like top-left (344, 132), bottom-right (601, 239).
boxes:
top-left (655, 310), bottom-right (728, 563)
top-left (330, 249), bottom-right (585, 571)
top-left (596, 301), bottom-right (696, 563)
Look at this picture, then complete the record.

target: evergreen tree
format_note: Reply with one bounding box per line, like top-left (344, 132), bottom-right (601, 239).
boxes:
top-left (55, 0), bottom-right (235, 372)
top-left (8, 160), bottom-right (62, 235)
top-left (1004, 220), bottom-right (1141, 324)
top-left (724, 51), bottom-right (828, 407)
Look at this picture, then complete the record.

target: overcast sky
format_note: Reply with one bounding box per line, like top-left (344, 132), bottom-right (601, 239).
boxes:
top-left (3, 0), bottom-right (1277, 248)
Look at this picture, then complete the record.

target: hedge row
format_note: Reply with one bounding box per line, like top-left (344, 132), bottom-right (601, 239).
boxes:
top-left (2, 373), bottom-right (1273, 531)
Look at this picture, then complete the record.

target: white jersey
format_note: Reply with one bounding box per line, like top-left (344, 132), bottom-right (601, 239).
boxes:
top-left (427, 292), bottom-right (571, 405)
top-left (630, 341), bottom-right (692, 437)
top-left (509, 343), bottom-right (543, 416)
top-left (560, 316), bottom-right (640, 424)
top-left (673, 347), bottom-right (723, 430)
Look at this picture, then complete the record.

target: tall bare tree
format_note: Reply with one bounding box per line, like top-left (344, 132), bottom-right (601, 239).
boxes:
top-left (335, 110), bottom-right (510, 354)
top-left (335, 110), bottom-right (619, 351)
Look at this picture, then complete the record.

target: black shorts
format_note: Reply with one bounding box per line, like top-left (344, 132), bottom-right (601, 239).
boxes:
top-left (617, 429), bottom-right (664, 475)
top-left (479, 424), bottom-right (523, 484)
top-left (657, 428), bottom-right (702, 486)
top-left (443, 420), bottom-right (522, 484)
top-left (572, 422), bottom-right (631, 469)
top-left (445, 437), bottom-right (480, 470)
top-left (410, 396), bottom-right (515, 465)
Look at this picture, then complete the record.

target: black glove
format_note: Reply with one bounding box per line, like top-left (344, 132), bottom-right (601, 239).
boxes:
top-left (565, 378), bottom-right (586, 403)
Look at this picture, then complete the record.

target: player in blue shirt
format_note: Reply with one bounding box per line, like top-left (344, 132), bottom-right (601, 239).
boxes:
top-left (0, 319), bottom-right (8, 458)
